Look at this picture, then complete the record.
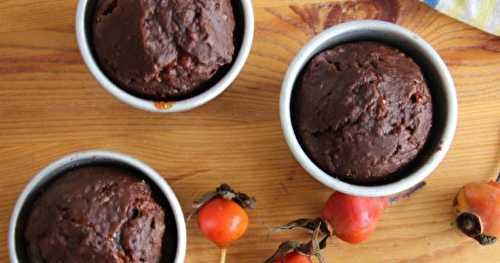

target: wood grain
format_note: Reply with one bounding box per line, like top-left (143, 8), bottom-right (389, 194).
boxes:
top-left (1, 0), bottom-right (499, 262)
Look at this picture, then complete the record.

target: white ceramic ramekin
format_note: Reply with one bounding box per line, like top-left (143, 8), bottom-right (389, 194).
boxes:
top-left (281, 20), bottom-right (458, 197)
top-left (9, 150), bottom-right (187, 263)
top-left (76, 0), bottom-right (254, 112)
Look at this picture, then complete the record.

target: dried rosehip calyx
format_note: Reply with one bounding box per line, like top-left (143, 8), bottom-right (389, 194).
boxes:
top-left (265, 223), bottom-right (328, 263)
top-left (456, 212), bottom-right (496, 245)
top-left (192, 183), bottom-right (256, 211)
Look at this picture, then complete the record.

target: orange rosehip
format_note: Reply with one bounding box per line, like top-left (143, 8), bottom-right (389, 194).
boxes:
top-left (455, 178), bottom-right (500, 245)
top-left (197, 197), bottom-right (249, 248)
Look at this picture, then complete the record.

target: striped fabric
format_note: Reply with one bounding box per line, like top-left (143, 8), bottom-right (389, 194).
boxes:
top-left (422, 0), bottom-right (500, 36)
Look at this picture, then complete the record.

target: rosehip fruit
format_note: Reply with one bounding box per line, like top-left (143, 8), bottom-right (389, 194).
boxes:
top-left (322, 192), bottom-right (388, 244)
top-left (274, 182), bottom-right (425, 245)
top-left (190, 184), bottom-right (256, 249)
top-left (454, 176), bottom-right (500, 245)
top-left (198, 197), bottom-right (249, 248)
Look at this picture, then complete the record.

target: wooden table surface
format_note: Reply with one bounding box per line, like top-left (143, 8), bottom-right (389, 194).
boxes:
top-left (1, 0), bottom-right (499, 262)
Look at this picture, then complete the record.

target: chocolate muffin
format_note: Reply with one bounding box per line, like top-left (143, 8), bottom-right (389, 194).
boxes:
top-left (92, 0), bottom-right (236, 100)
top-left (24, 166), bottom-right (166, 263)
top-left (293, 41), bottom-right (433, 184)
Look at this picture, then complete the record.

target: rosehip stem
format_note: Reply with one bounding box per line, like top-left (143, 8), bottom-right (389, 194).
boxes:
top-left (388, 181), bottom-right (426, 204)
top-left (220, 248), bottom-right (227, 263)
top-left (496, 172), bottom-right (500, 183)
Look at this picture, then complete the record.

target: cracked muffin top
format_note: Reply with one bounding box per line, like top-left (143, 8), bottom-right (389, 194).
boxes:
top-left (92, 0), bottom-right (235, 100)
top-left (292, 41), bottom-right (433, 184)
top-left (24, 166), bottom-right (166, 263)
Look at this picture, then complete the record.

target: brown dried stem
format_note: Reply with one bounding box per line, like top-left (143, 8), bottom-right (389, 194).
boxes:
top-left (263, 240), bottom-right (302, 263)
top-left (265, 221), bottom-right (328, 263)
top-left (272, 218), bottom-right (331, 236)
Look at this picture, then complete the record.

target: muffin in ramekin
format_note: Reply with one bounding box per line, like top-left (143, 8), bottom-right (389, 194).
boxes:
top-left (280, 20), bottom-right (457, 197)
top-left (9, 150), bottom-right (187, 263)
top-left (76, 0), bottom-right (254, 112)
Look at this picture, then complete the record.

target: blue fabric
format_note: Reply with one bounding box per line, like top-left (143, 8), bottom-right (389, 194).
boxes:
top-left (424, 0), bottom-right (439, 7)
top-left (420, 0), bottom-right (500, 36)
